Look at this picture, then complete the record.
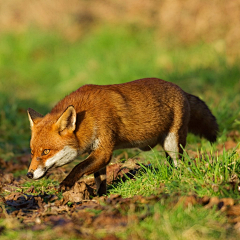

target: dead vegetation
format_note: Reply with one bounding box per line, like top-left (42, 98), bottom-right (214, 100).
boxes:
top-left (1, 171), bottom-right (240, 239)
top-left (0, 136), bottom-right (240, 239)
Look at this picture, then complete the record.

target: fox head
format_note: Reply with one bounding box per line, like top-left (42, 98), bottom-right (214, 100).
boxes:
top-left (27, 105), bottom-right (79, 180)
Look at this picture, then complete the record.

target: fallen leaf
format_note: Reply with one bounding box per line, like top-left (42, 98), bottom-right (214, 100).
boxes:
top-left (4, 192), bottom-right (23, 201)
top-left (228, 216), bottom-right (240, 223)
top-left (101, 234), bottom-right (121, 240)
top-left (204, 196), bottom-right (219, 209)
top-left (2, 173), bottom-right (14, 184)
top-left (227, 131), bottom-right (240, 141)
top-left (201, 196), bottom-right (210, 205)
top-left (211, 184), bottom-right (219, 193)
top-left (227, 205), bottom-right (240, 216)
top-left (218, 198), bottom-right (235, 211)
top-left (93, 212), bottom-right (128, 231)
top-left (71, 210), bottom-right (95, 226)
top-left (106, 161), bottom-right (141, 185)
top-left (234, 222), bottom-right (240, 235)
top-left (62, 181), bottom-right (94, 203)
top-left (5, 194), bottom-right (38, 210)
top-left (26, 186), bottom-right (36, 193)
top-left (175, 195), bottom-right (198, 208)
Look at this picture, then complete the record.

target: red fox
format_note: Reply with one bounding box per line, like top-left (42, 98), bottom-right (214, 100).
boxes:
top-left (27, 78), bottom-right (218, 195)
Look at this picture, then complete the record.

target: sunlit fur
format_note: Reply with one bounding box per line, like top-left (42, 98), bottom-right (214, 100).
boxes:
top-left (31, 146), bottom-right (78, 179)
top-left (27, 78), bottom-right (218, 194)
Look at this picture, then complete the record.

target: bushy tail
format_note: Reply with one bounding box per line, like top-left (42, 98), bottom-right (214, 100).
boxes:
top-left (186, 93), bottom-right (218, 143)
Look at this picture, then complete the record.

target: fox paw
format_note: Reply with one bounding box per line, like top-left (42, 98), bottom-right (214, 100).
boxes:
top-left (58, 181), bottom-right (74, 192)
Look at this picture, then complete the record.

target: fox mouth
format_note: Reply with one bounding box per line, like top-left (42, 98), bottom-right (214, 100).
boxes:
top-left (37, 168), bottom-right (48, 179)
top-left (27, 166), bottom-right (48, 180)
top-left (27, 158), bottom-right (65, 180)
top-left (27, 146), bottom-right (78, 180)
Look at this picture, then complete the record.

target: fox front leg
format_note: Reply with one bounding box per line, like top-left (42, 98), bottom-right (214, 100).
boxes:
top-left (59, 148), bottom-right (112, 194)
top-left (94, 167), bottom-right (107, 196)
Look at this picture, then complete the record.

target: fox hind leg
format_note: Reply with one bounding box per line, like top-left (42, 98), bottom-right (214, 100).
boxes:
top-left (163, 129), bottom-right (187, 168)
top-left (163, 132), bottom-right (179, 167)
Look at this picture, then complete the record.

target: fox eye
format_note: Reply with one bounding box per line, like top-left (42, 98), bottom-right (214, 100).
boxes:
top-left (42, 149), bottom-right (50, 155)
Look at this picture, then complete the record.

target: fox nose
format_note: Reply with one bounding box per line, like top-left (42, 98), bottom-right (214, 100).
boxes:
top-left (27, 172), bottom-right (33, 179)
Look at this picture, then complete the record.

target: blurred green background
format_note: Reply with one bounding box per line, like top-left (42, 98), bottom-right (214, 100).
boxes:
top-left (0, 0), bottom-right (239, 158)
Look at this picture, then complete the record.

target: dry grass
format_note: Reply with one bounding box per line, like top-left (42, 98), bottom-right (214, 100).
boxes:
top-left (0, 0), bottom-right (239, 60)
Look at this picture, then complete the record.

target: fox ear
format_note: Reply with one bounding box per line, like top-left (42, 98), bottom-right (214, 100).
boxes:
top-left (56, 105), bottom-right (76, 133)
top-left (27, 108), bottom-right (43, 129)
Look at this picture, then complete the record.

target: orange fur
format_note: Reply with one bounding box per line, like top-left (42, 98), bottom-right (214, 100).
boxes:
top-left (27, 78), bottom-right (218, 195)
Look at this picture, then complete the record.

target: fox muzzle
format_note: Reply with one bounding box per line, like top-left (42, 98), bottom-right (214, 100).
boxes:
top-left (26, 171), bottom-right (34, 179)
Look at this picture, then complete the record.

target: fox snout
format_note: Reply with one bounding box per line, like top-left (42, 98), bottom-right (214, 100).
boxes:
top-left (26, 171), bottom-right (34, 179)
top-left (27, 146), bottom-right (79, 180)
top-left (27, 166), bottom-right (46, 180)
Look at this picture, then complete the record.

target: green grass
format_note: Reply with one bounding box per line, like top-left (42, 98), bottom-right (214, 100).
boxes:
top-left (0, 27), bottom-right (239, 146)
top-left (109, 145), bottom-right (240, 199)
top-left (110, 147), bottom-right (240, 239)
top-left (123, 203), bottom-right (232, 240)
top-left (0, 25), bottom-right (240, 239)
top-left (0, 26), bottom-right (239, 157)
top-left (20, 178), bottom-right (59, 195)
